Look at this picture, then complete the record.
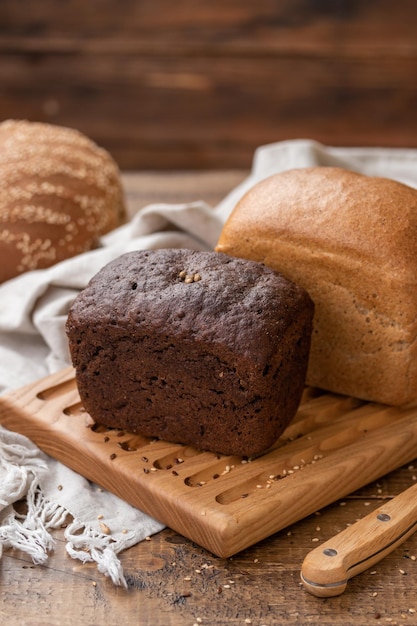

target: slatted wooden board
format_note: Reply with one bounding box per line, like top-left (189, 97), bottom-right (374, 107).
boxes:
top-left (1, 367), bottom-right (417, 558)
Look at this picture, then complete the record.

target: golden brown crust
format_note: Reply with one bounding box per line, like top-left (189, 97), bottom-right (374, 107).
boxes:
top-left (0, 120), bottom-right (125, 283)
top-left (216, 166), bottom-right (417, 406)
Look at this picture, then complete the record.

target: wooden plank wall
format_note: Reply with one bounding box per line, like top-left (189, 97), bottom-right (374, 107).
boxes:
top-left (1, 0), bottom-right (416, 170)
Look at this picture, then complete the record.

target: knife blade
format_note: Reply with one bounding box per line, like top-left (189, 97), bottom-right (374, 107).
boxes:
top-left (300, 481), bottom-right (417, 597)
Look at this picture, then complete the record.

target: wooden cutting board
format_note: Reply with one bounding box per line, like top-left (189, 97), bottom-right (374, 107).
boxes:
top-left (1, 367), bottom-right (417, 558)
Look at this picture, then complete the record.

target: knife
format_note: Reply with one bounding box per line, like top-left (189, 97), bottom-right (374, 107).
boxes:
top-left (300, 481), bottom-right (417, 597)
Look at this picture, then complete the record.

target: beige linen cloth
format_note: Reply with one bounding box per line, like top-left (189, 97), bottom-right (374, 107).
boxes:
top-left (1, 139), bottom-right (417, 586)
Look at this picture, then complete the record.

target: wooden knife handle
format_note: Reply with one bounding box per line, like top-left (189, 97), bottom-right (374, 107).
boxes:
top-left (300, 482), bottom-right (417, 597)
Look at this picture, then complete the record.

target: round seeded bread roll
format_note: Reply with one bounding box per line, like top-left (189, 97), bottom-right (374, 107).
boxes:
top-left (0, 119), bottom-right (126, 284)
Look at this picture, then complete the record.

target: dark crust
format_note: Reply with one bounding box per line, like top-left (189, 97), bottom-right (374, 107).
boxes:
top-left (66, 249), bottom-right (314, 457)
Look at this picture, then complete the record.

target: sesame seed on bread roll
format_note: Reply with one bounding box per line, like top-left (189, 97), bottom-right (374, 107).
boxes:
top-left (0, 119), bottom-right (126, 284)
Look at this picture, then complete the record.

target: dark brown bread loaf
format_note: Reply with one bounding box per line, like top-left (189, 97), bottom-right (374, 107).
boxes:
top-left (66, 249), bottom-right (314, 457)
top-left (0, 119), bottom-right (125, 284)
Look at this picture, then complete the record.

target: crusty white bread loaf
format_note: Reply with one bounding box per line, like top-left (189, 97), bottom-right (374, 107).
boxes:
top-left (0, 120), bottom-right (125, 284)
top-left (216, 166), bottom-right (417, 406)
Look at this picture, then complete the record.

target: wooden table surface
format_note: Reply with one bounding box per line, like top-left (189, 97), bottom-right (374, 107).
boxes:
top-left (2, 171), bottom-right (417, 626)
top-left (3, 1), bottom-right (417, 170)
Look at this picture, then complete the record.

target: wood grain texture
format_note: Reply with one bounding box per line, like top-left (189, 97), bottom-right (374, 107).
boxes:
top-left (0, 1), bottom-right (416, 169)
top-left (3, 489), bottom-right (417, 625)
top-left (2, 171), bottom-right (417, 625)
top-left (301, 481), bottom-right (417, 597)
top-left (7, 369), bottom-right (417, 558)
